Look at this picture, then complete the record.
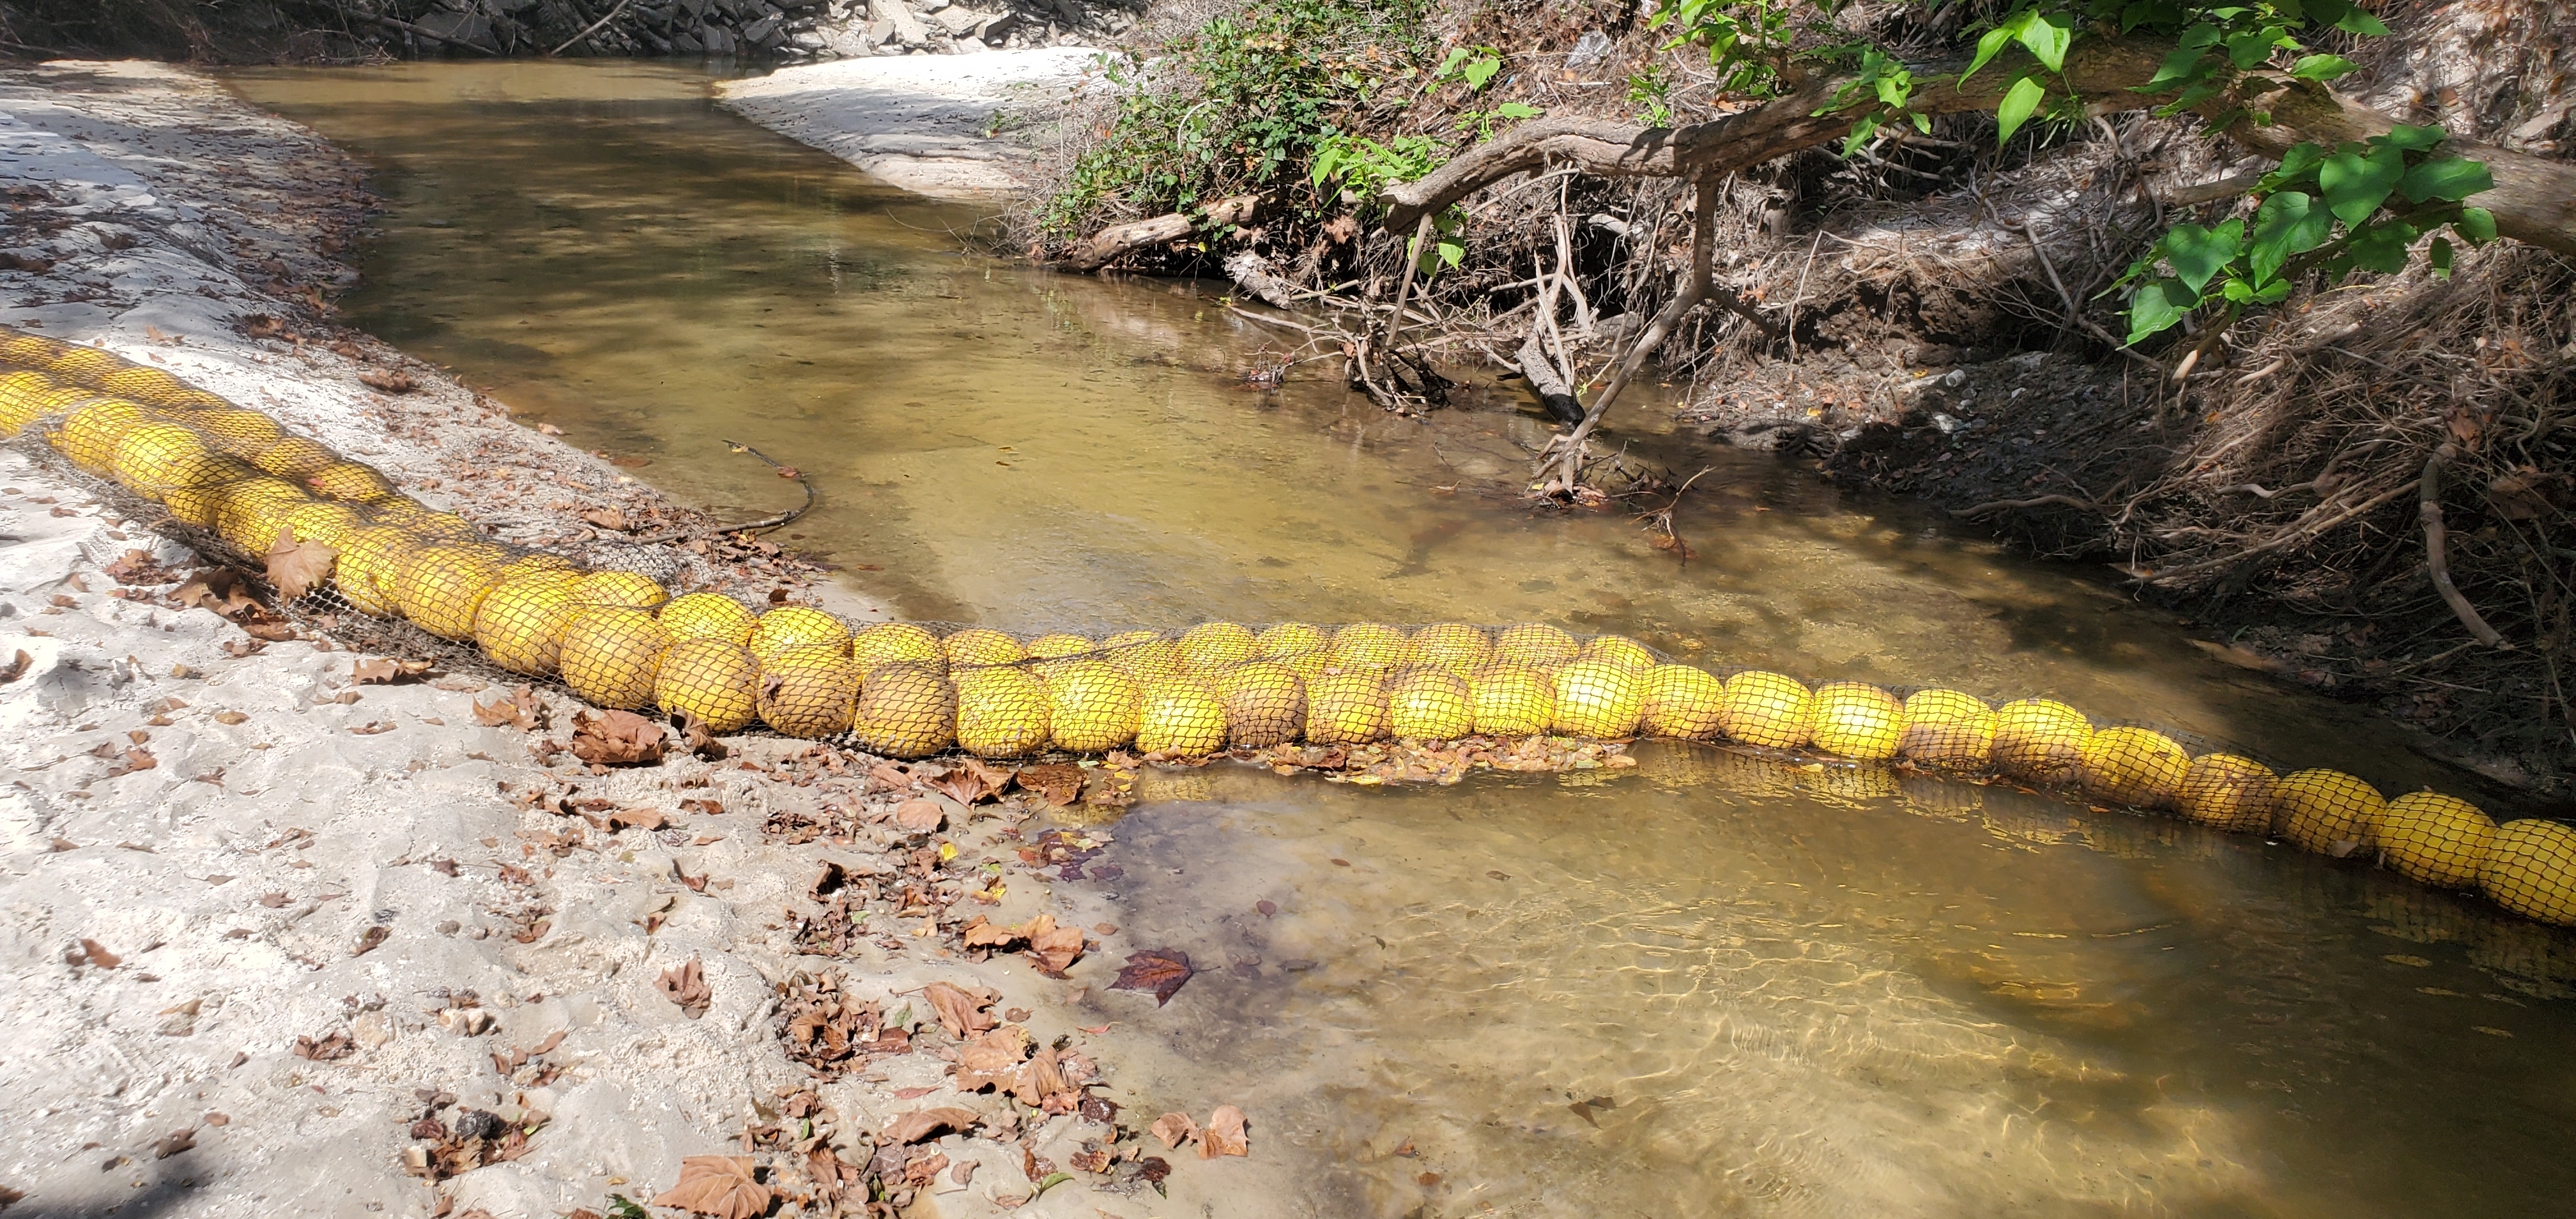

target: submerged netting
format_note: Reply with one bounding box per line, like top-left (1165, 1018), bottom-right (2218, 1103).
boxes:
top-left (5, 326), bottom-right (2574, 928)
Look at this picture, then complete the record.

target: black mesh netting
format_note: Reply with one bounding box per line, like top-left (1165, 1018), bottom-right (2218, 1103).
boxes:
top-left (6, 328), bottom-right (2573, 927)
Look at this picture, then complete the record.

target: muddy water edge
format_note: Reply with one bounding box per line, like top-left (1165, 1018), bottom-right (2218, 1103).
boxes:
top-left (227, 61), bottom-right (2576, 1218)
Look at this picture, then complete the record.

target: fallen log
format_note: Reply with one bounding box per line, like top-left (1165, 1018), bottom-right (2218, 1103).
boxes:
top-left (1067, 194), bottom-right (1261, 271)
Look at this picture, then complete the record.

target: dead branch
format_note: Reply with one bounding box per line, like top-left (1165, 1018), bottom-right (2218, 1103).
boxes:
top-left (2420, 441), bottom-right (2512, 648)
top-left (1382, 38), bottom-right (2576, 257)
top-left (1067, 195), bottom-right (1260, 270)
top-left (1543, 176), bottom-right (1721, 494)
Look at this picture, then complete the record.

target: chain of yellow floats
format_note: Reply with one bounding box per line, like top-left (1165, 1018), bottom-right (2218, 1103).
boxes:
top-left (3, 325), bottom-right (2572, 928)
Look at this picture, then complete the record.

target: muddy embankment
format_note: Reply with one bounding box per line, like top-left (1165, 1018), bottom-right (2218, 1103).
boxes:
top-left (0, 60), bottom-right (1239, 1219)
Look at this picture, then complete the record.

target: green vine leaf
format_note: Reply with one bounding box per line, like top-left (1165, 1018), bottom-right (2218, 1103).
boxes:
top-left (2163, 219), bottom-right (2244, 295)
top-left (2397, 155), bottom-right (2494, 203)
top-left (2317, 141), bottom-right (2405, 225)
top-left (1995, 75), bottom-right (2047, 143)
top-left (2247, 190), bottom-right (2329, 284)
top-left (2288, 53), bottom-right (2357, 80)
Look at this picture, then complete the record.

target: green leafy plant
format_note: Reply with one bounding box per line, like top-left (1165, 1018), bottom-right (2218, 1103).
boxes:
top-left (1425, 45), bottom-right (1545, 139)
top-left (2117, 125), bottom-right (2496, 342)
top-left (1312, 133), bottom-right (1445, 204)
top-left (1648, 0), bottom-right (1819, 96)
top-left (1627, 63), bottom-right (1676, 126)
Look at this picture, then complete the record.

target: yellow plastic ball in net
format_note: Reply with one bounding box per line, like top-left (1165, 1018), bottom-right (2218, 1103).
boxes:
top-left (1411, 623), bottom-right (1492, 675)
top-left (45, 344), bottom-right (122, 383)
top-left (2175, 753), bottom-right (2276, 832)
top-left (1493, 623), bottom-right (1579, 670)
top-left (213, 479), bottom-right (313, 553)
top-left (1717, 671), bottom-right (1814, 750)
top-left (1023, 632), bottom-right (1094, 678)
top-left (251, 436), bottom-right (339, 480)
top-left (1809, 682), bottom-right (1906, 762)
top-left (655, 638), bottom-right (761, 733)
top-left (394, 544), bottom-right (507, 640)
top-left (280, 500), bottom-right (365, 549)
top-left (1578, 634), bottom-right (1657, 671)
top-left (1046, 659), bottom-right (1142, 752)
top-left (943, 626), bottom-right (1027, 669)
top-left (326, 525), bottom-right (420, 617)
top-left (561, 607), bottom-right (673, 712)
top-left (493, 552), bottom-right (576, 583)
top-left (2479, 820), bottom-right (2576, 926)
top-left (955, 666), bottom-right (1050, 758)
top-left (362, 497), bottom-right (431, 530)
top-left (750, 606), bottom-right (851, 663)
top-left (2080, 726), bottom-right (2192, 809)
top-left (2271, 769), bottom-right (2386, 855)
top-left (854, 659), bottom-right (956, 758)
top-left (2376, 792), bottom-right (2498, 889)
top-left (1213, 661), bottom-right (1305, 747)
top-left (1255, 622), bottom-right (1330, 678)
top-left (755, 643), bottom-right (857, 737)
top-left (1305, 671), bottom-right (1390, 744)
top-left (1991, 698), bottom-right (2092, 785)
top-left (1641, 664), bottom-right (1726, 739)
top-left (1328, 623), bottom-right (1413, 673)
top-left (54, 398), bottom-right (153, 472)
top-left (0, 330), bottom-right (68, 366)
top-left (658, 592), bottom-right (758, 647)
top-left (162, 464), bottom-right (254, 529)
top-left (307, 461), bottom-right (397, 503)
top-left (194, 408), bottom-right (283, 456)
top-left (1175, 622), bottom-right (1257, 673)
top-left (1470, 664), bottom-right (1555, 737)
top-left (415, 511), bottom-right (480, 541)
top-left (564, 571), bottom-right (660, 611)
top-left (1550, 659), bottom-right (1643, 739)
top-left (474, 570), bottom-right (584, 675)
top-left (97, 365), bottom-right (192, 405)
top-left (1137, 675), bottom-right (1229, 756)
top-left (1897, 689), bottom-right (1994, 768)
top-left (1099, 629), bottom-right (1181, 683)
top-left (850, 622), bottom-right (944, 678)
top-left (109, 422), bottom-right (211, 499)
top-left (1388, 666), bottom-right (1475, 740)
top-left (0, 370), bottom-right (59, 434)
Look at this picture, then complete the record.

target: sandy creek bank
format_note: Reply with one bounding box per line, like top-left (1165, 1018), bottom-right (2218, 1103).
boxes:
top-left (0, 60), bottom-right (1240, 1219)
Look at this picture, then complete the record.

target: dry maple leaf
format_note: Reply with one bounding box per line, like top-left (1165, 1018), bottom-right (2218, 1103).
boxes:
top-left (893, 799), bottom-right (944, 833)
top-left (263, 531), bottom-right (336, 601)
top-left (581, 507), bottom-right (629, 532)
top-left (570, 709), bottom-right (664, 765)
top-left (1011, 1046), bottom-right (1071, 1110)
top-left (959, 916), bottom-right (1018, 949)
top-left (657, 957), bottom-right (712, 1018)
top-left (1151, 1112), bottom-right (1199, 1150)
top-left (919, 981), bottom-right (995, 1039)
top-left (0, 648), bottom-right (31, 684)
top-left (652, 1154), bottom-right (770, 1219)
top-left (1200, 1105), bottom-right (1249, 1159)
top-left (882, 1107), bottom-right (979, 1146)
top-left (357, 368), bottom-right (416, 394)
top-left (75, 938), bottom-right (121, 968)
top-left (1025, 915), bottom-right (1087, 977)
top-left (925, 767), bottom-right (992, 806)
top-left (473, 691), bottom-right (534, 730)
top-left (1015, 763), bottom-right (1084, 807)
top-left (953, 1027), bottom-right (1028, 1092)
top-left (1110, 949), bottom-right (1195, 1006)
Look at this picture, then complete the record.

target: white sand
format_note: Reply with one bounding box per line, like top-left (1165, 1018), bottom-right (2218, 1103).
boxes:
top-left (717, 47), bottom-right (1103, 198)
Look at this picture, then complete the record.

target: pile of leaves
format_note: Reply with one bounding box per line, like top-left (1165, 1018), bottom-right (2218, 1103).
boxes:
top-left (400, 1091), bottom-right (548, 1182)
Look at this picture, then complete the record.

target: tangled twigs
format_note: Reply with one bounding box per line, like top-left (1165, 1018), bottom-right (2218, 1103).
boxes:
top-left (1542, 176), bottom-right (1721, 495)
top-left (2422, 441), bottom-right (2512, 649)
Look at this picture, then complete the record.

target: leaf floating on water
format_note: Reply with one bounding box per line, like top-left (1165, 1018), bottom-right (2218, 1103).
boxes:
top-left (1110, 948), bottom-right (1194, 1006)
top-left (893, 799), bottom-right (944, 833)
top-left (1016, 763), bottom-right (1085, 808)
top-left (651, 1154), bottom-right (770, 1219)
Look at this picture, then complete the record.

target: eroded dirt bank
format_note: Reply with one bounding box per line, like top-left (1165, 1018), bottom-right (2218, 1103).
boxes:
top-left (0, 61), bottom-right (1239, 1219)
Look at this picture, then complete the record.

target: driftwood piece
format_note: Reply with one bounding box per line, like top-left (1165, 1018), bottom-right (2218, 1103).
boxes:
top-left (1068, 195), bottom-right (1261, 270)
top-left (1223, 250), bottom-right (1298, 309)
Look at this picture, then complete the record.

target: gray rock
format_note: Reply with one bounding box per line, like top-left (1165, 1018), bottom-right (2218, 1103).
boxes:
top-left (744, 13), bottom-right (784, 45)
top-left (702, 23), bottom-right (736, 53)
top-left (931, 6), bottom-right (988, 36)
top-left (414, 10), bottom-right (497, 50)
top-left (672, 29), bottom-right (705, 52)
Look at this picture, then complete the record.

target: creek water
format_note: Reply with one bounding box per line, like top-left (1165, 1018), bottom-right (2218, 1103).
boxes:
top-left (231, 61), bottom-right (2575, 1218)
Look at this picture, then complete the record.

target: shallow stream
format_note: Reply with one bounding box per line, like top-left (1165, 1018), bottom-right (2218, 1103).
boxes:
top-left (233, 61), bottom-right (2576, 1218)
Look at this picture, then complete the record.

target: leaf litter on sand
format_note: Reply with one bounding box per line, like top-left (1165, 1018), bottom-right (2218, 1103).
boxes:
top-left (651, 1154), bottom-right (770, 1219)
top-left (570, 709), bottom-right (664, 765)
top-left (657, 956), bottom-right (712, 1018)
top-left (958, 911), bottom-right (1086, 976)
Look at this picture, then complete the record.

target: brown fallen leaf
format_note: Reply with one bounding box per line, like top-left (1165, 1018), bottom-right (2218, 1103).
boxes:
top-left (153, 1128), bottom-right (195, 1159)
top-left (571, 709), bottom-right (664, 766)
top-left (353, 926), bottom-right (389, 956)
top-left (1110, 949), bottom-right (1194, 1006)
top-left (657, 957), bottom-right (712, 1018)
top-left (953, 1027), bottom-right (1027, 1093)
top-left (651, 1154), bottom-right (770, 1219)
top-left (1151, 1112), bottom-right (1198, 1150)
top-left (0, 648), bottom-right (31, 684)
top-left (1200, 1104), bottom-right (1249, 1159)
top-left (257, 891), bottom-right (289, 908)
top-left (893, 799), bottom-right (944, 833)
top-left (357, 368), bottom-right (416, 394)
top-left (213, 710), bottom-right (249, 725)
top-left (264, 531), bottom-right (336, 601)
top-left (926, 766), bottom-right (993, 806)
top-left (238, 620), bottom-right (300, 643)
top-left (293, 1031), bottom-right (353, 1061)
top-left (581, 507), bottom-right (629, 532)
top-left (75, 938), bottom-right (121, 969)
top-left (1015, 763), bottom-right (1084, 808)
top-left (671, 709), bottom-right (725, 760)
top-left (882, 1107), bottom-right (979, 1146)
top-left (919, 981), bottom-right (995, 1039)
top-left (1025, 916), bottom-right (1086, 977)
